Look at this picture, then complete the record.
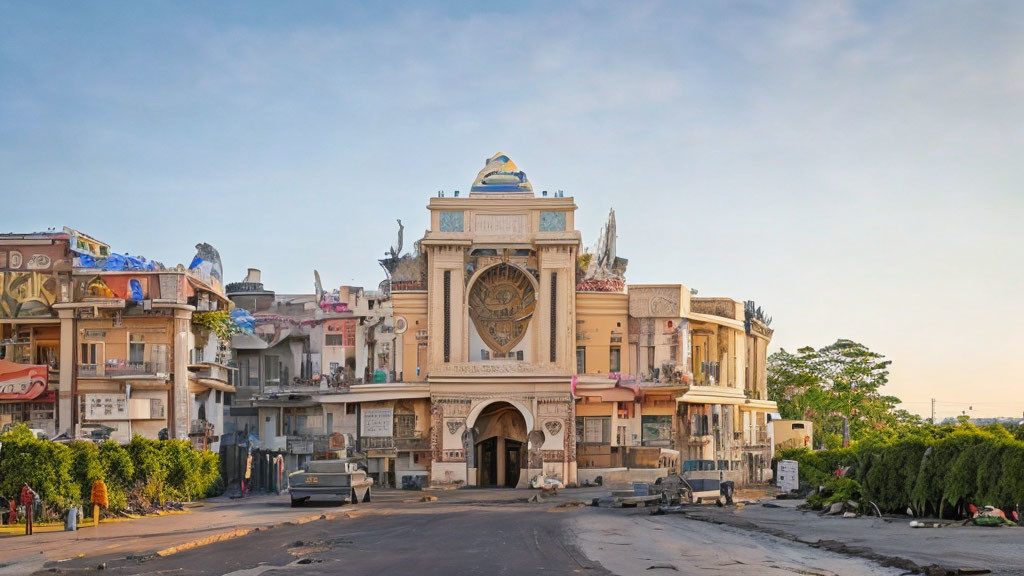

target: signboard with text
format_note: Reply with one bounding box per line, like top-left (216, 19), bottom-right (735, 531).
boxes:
top-left (361, 408), bottom-right (393, 437)
top-left (85, 393), bottom-right (129, 421)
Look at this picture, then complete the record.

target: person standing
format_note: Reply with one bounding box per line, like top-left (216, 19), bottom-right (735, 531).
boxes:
top-left (243, 450), bottom-right (253, 496)
top-left (20, 484), bottom-right (37, 535)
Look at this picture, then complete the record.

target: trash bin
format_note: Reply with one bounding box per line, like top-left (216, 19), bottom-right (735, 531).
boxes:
top-left (633, 482), bottom-right (650, 496)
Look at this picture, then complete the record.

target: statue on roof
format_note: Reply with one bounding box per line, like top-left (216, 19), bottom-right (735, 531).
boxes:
top-left (578, 208), bottom-right (628, 292)
top-left (471, 152), bottom-right (533, 193)
top-left (189, 243), bottom-right (223, 286)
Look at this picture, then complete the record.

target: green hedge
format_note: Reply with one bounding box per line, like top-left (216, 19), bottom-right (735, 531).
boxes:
top-left (777, 426), bottom-right (1024, 518)
top-left (0, 424), bottom-right (221, 517)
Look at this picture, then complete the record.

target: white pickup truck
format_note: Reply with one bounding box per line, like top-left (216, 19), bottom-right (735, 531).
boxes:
top-left (288, 459), bottom-right (373, 507)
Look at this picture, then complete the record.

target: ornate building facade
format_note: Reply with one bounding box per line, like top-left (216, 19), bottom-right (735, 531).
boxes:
top-left (389, 153), bottom-right (579, 487)
top-left (386, 153), bottom-right (777, 488)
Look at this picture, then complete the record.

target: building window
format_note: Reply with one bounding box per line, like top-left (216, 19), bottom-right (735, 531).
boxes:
top-left (394, 413), bottom-right (416, 438)
top-left (129, 337), bottom-right (145, 365)
top-left (539, 211), bottom-right (566, 231)
top-left (443, 270), bottom-right (451, 363)
top-left (346, 403), bottom-right (357, 415)
top-left (582, 416), bottom-right (611, 444)
top-left (576, 346), bottom-right (586, 374)
top-left (264, 355), bottom-right (280, 383)
top-left (609, 347), bottom-right (621, 373)
top-left (246, 357), bottom-right (259, 387)
top-left (550, 272), bottom-right (558, 362)
top-left (80, 343), bottom-right (98, 365)
top-left (215, 390), bottom-right (222, 403)
top-left (325, 334), bottom-right (344, 347)
top-left (439, 211), bottom-right (464, 232)
top-left (647, 347), bottom-right (656, 375)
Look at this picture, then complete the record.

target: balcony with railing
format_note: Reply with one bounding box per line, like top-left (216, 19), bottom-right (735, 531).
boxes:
top-left (359, 436), bottom-right (395, 451)
top-left (693, 361), bottom-right (721, 387)
top-left (106, 362), bottom-right (163, 377)
top-left (78, 359), bottom-right (168, 378)
top-left (77, 363), bottom-right (100, 377)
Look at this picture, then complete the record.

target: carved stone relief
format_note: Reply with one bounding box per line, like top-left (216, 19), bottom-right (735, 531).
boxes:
top-left (544, 420), bottom-right (563, 436)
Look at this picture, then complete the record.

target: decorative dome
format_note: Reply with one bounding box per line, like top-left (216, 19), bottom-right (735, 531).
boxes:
top-left (471, 152), bottom-right (533, 193)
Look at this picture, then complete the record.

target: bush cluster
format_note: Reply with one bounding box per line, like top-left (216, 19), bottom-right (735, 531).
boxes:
top-left (777, 425), bottom-right (1024, 519)
top-left (0, 425), bottom-right (221, 518)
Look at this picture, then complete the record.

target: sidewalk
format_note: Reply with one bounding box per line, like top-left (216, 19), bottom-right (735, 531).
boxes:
top-left (0, 492), bottom-right (333, 575)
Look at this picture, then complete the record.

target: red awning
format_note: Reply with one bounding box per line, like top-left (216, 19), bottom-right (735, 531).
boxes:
top-left (0, 359), bottom-right (49, 401)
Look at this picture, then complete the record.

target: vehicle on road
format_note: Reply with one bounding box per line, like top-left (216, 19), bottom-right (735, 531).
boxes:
top-left (652, 473), bottom-right (735, 505)
top-left (288, 458), bottom-right (373, 507)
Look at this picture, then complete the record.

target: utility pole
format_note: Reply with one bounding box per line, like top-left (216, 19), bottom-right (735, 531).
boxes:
top-left (931, 398), bottom-right (936, 425)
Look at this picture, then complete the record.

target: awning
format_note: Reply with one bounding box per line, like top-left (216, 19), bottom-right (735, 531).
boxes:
top-left (188, 377), bottom-right (236, 394)
top-left (231, 333), bottom-right (268, 350)
top-left (678, 386), bottom-right (747, 406)
top-left (576, 386), bottom-right (638, 403)
top-left (742, 399), bottom-right (778, 410)
top-left (0, 359), bottom-right (48, 401)
top-left (318, 387), bottom-right (430, 404)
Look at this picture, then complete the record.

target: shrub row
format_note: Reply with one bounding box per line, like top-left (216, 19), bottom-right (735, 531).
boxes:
top-left (0, 424), bottom-right (221, 518)
top-left (777, 426), bottom-right (1024, 518)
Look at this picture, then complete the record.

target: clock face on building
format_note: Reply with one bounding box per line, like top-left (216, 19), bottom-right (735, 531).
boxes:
top-left (468, 264), bottom-right (536, 355)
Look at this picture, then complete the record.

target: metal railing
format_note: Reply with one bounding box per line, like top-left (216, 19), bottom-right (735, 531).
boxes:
top-left (77, 364), bottom-right (100, 377)
top-left (105, 362), bottom-right (162, 377)
top-left (359, 437), bottom-right (395, 451)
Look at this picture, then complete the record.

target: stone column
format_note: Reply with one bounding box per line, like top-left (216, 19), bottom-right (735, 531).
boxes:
top-left (57, 308), bottom-right (75, 436)
top-left (172, 311), bottom-right (192, 440)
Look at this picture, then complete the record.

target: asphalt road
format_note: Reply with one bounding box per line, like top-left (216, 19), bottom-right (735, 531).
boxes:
top-left (31, 490), bottom-right (1019, 576)
top-left (37, 494), bottom-right (607, 576)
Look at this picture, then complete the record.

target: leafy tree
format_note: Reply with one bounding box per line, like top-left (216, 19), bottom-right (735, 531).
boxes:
top-left (0, 424), bottom-right (77, 513)
top-left (68, 441), bottom-right (104, 505)
top-left (768, 339), bottom-right (898, 445)
top-left (99, 440), bottom-right (134, 511)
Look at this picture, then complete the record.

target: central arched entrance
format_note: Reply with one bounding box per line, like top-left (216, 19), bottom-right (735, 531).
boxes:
top-left (470, 401), bottom-right (529, 488)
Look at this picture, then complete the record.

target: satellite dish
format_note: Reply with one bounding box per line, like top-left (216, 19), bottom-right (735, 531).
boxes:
top-left (394, 316), bottom-right (408, 334)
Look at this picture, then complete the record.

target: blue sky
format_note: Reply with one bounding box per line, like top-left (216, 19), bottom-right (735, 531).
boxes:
top-left (1, 1), bottom-right (1021, 418)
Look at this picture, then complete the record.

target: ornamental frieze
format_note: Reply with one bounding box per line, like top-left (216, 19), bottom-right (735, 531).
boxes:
top-left (430, 360), bottom-right (563, 376)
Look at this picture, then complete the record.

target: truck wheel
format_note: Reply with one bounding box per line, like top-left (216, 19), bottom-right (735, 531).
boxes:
top-left (291, 497), bottom-right (306, 508)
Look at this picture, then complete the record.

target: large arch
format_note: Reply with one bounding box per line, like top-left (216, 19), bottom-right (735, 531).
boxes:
top-left (465, 398), bottom-right (535, 432)
top-left (465, 399), bottom-right (535, 488)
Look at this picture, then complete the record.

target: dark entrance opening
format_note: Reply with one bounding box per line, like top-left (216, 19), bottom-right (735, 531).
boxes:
top-left (504, 439), bottom-right (522, 488)
top-left (473, 402), bottom-right (528, 488)
top-left (479, 437), bottom-right (498, 486)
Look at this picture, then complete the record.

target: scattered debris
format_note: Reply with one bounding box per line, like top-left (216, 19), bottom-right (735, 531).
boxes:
top-left (421, 495), bottom-right (438, 503)
top-left (646, 563), bottom-right (678, 571)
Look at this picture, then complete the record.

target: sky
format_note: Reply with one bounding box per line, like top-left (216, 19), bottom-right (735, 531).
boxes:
top-left (1, 1), bottom-right (1021, 419)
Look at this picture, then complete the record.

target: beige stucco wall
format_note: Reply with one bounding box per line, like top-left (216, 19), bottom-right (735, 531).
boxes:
top-left (575, 292), bottom-right (629, 375)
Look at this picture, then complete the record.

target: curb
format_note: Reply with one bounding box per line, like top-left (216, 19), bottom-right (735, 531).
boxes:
top-left (153, 510), bottom-right (349, 558)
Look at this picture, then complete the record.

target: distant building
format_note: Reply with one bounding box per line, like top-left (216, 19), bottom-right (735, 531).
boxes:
top-left (0, 229), bottom-right (234, 450)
